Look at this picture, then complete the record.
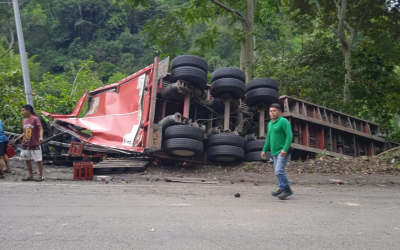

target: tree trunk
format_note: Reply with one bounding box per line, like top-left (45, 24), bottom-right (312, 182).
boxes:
top-left (0, 22), bottom-right (15, 57)
top-left (245, 0), bottom-right (255, 82)
top-left (210, 0), bottom-right (256, 81)
top-left (343, 49), bottom-right (351, 104)
top-left (240, 21), bottom-right (246, 72)
top-left (8, 23), bottom-right (14, 57)
top-left (336, 0), bottom-right (352, 105)
top-left (240, 41), bottom-right (246, 72)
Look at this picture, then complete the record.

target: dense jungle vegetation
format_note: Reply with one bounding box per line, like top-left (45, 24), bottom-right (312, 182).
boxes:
top-left (0, 0), bottom-right (399, 142)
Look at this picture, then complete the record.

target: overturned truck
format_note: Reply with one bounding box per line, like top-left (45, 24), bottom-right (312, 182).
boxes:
top-left (42, 56), bottom-right (399, 164)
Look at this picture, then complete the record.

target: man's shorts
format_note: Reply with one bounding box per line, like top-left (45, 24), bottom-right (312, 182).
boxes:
top-left (0, 141), bottom-right (8, 156)
top-left (21, 148), bottom-right (43, 162)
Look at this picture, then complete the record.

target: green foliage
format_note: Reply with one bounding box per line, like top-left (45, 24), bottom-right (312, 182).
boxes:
top-left (388, 114), bottom-right (400, 143)
top-left (124, 0), bottom-right (149, 8)
top-left (107, 72), bottom-right (126, 84)
top-left (318, 149), bottom-right (330, 158)
top-left (0, 56), bottom-right (102, 133)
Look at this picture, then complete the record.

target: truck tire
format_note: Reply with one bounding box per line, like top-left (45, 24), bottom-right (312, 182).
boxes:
top-left (244, 140), bottom-right (266, 153)
top-left (157, 114), bottom-right (185, 130)
top-left (171, 55), bottom-right (208, 73)
top-left (161, 84), bottom-right (184, 103)
top-left (245, 151), bottom-right (272, 162)
top-left (164, 125), bottom-right (204, 142)
top-left (210, 78), bottom-right (245, 99)
top-left (207, 127), bottom-right (222, 137)
top-left (245, 78), bottom-right (279, 92)
top-left (207, 145), bottom-right (244, 162)
top-left (170, 66), bottom-right (207, 89)
top-left (208, 133), bottom-right (245, 148)
top-left (245, 88), bottom-right (279, 107)
top-left (163, 138), bottom-right (204, 157)
top-left (244, 134), bottom-right (258, 143)
top-left (211, 67), bottom-right (246, 82)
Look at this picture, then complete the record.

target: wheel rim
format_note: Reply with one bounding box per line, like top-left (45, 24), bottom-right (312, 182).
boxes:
top-left (172, 150), bottom-right (195, 156)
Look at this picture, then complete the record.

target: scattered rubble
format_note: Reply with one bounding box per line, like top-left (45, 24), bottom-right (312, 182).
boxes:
top-left (1, 149), bottom-right (399, 187)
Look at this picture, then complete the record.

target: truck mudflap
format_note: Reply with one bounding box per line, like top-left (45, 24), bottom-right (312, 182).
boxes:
top-left (42, 63), bottom-right (157, 154)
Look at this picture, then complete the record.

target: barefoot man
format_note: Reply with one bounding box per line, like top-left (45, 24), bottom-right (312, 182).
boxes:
top-left (13, 104), bottom-right (44, 181)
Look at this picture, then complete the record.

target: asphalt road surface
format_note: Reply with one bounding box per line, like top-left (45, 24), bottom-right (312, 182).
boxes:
top-left (1, 181), bottom-right (399, 250)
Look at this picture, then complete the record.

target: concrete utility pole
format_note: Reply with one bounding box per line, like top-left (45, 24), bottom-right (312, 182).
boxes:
top-left (12, 0), bottom-right (33, 106)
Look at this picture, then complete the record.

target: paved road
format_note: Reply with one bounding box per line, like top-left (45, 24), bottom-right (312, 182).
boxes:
top-left (0, 181), bottom-right (399, 250)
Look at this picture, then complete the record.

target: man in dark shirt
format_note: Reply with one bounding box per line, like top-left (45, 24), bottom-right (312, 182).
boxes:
top-left (13, 104), bottom-right (44, 181)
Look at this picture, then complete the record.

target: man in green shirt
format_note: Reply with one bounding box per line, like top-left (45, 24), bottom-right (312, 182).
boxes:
top-left (261, 103), bottom-right (294, 200)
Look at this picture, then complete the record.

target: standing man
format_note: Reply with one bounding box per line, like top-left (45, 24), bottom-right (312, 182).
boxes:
top-left (13, 104), bottom-right (44, 181)
top-left (261, 103), bottom-right (294, 200)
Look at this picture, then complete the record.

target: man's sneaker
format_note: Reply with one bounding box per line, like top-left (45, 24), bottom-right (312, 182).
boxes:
top-left (277, 187), bottom-right (293, 200)
top-left (271, 189), bottom-right (283, 196)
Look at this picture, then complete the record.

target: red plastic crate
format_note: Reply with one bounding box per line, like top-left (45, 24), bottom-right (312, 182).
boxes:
top-left (68, 141), bottom-right (84, 156)
top-left (6, 145), bottom-right (16, 158)
top-left (73, 162), bottom-right (93, 180)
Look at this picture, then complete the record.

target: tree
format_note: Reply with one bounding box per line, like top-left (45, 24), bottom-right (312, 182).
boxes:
top-left (0, 3), bottom-right (15, 56)
top-left (284, 0), bottom-right (400, 104)
top-left (209, 0), bottom-right (257, 80)
top-left (334, 0), bottom-right (375, 104)
top-left (142, 0), bottom-right (258, 81)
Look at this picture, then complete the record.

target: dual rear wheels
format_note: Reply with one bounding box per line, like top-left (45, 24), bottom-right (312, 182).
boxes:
top-left (162, 125), bottom-right (204, 157)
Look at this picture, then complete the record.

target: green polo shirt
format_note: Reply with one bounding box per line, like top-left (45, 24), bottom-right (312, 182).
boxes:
top-left (262, 116), bottom-right (293, 156)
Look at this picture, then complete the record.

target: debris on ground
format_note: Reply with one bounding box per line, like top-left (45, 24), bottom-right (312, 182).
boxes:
top-left (330, 179), bottom-right (344, 184)
top-left (164, 177), bottom-right (218, 184)
top-left (96, 176), bottom-right (111, 181)
top-left (288, 151), bottom-right (400, 175)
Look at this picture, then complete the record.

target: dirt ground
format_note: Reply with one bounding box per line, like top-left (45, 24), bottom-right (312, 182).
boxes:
top-left (2, 151), bottom-right (399, 187)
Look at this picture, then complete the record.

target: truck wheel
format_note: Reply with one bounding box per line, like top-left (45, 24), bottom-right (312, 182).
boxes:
top-left (245, 151), bottom-right (272, 162)
top-left (208, 133), bottom-right (244, 148)
top-left (170, 66), bottom-right (207, 90)
top-left (207, 145), bottom-right (244, 162)
top-left (211, 67), bottom-right (246, 82)
top-left (245, 78), bottom-right (279, 92)
top-left (207, 127), bottom-right (222, 137)
top-left (244, 134), bottom-right (258, 143)
top-left (161, 84), bottom-right (184, 103)
top-left (210, 78), bottom-right (245, 99)
top-left (164, 125), bottom-right (204, 142)
top-left (163, 138), bottom-right (204, 157)
top-left (245, 88), bottom-right (279, 107)
top-left (171, 55), bottom-right (208, 73)
top-left (244, 140), bottom-right (266, 153)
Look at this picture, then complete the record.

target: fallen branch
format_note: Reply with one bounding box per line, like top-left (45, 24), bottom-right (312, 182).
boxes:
top-left (377, 146), bottom-right (400, 157)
